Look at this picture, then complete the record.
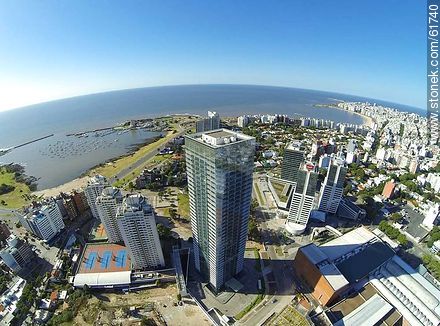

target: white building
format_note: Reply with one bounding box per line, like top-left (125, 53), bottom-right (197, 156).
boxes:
top-left (318, 162), bottom-right (347, 214)
top-left (96, 187), bottom-right (123, 243)
top-left (422, 204), bottom-right (440, 229)
top-left (20, 201), bottom-right (65, 241)
top-left (117, 194), bottom-right (164, 269)
top-left (286, 169), bottom-right (317, 235)
top-left (237, 115), bottom-right (250, 128)
top-left (84, 175), bottom-right (109, 219)
top-left (0, 235), bottom-right (34, 272)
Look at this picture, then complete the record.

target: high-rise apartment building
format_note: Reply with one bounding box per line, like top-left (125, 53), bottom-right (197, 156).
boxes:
top-left (318, 162), bottom-right (347, 214)
top-left (96, 187), bottom-right (123, 243)
top-left (0, 235), bottom-right (34, 272)
top-left (286, 169), bottom-right (318, 235)
top-left (281, 143), bottom-right (305, 183)
top-left (20, 201), bottom-right (65, 241)
top-left (196, 111), bottom-right (220, 133)
top-left (117, 194), bottom-right (164, 269)
top-left (185, 129), bottom-right (255, 291)
top-left (84, 175), bottom-right (109, 219)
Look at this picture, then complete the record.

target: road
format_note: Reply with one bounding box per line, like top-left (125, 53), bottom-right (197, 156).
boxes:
top-left (109, 124), bottom-right (187, 184)
top-left (240, 211), bottom-right (297, 326)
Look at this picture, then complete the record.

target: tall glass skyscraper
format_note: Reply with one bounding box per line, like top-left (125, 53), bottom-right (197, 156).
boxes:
top-left (185, 129), bottom-right (255, 291)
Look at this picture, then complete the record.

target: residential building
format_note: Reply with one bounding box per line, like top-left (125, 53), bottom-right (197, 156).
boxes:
top-left (196, 111), bottom-right (220, 133)
top-left (185, 129), bottom-right (255, 291)
top-left (337, 198), bottom-right (367, 221)
top-left (286, 168), bottom-right (318, 235)
top-left (96, 187), bottom-right (123, 243)
top-left (72, 190), bottom-right (89, 214)
top-left (0, 222), bottom-right (11, 242)
top-left (281, 143), bottom-right (305, 183)
top-left (382, 180), bottom-right (396, 200)
top-left (0, 235), bottom-right (34, 272)
top-left (20, 201), bottom-right (65, 241)
top-left (237, 115), bottom-right (250, 128)
top-left (84, 175), bottom-right (109, 219)
top-left (117, 194), bottom-right (164, 269)
top-left (318, 162), bottom-right (347, 214)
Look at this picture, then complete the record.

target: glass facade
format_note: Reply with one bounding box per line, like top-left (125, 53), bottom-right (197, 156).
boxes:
top-left (185, 130), bottom-right (255, 291)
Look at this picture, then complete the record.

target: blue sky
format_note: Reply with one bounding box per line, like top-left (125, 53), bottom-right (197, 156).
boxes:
top-left (0, 0), bottom-right (426, 111)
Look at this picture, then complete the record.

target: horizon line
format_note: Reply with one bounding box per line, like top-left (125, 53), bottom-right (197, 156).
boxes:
top-left (0, 83), bottom-right (425, 114)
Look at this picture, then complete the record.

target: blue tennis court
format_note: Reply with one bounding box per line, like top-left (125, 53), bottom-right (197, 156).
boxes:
top-left (85, 252), bottom-right (97, 270)
top-left (78, 243), bottom-right (131, 273)
top-left (116, 250), bottom-right (127, 268)
top-left (100, 251), bottom-right (112, 269)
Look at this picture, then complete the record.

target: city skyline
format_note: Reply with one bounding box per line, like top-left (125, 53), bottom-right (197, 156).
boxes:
top-left (0, 1), bottom-right (425, 112)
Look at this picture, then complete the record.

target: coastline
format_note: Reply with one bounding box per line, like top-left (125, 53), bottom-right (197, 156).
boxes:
top-left (32, 117), bottom-right (190, 198)
top-left (313, 103), bottom-right (375, 127)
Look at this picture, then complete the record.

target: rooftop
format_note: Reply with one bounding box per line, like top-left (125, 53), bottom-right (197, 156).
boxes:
top-left (336, 241), bottom-right (395, 283)
top-left (77, 243), bottom-right (131, 274)
top-left (186, 128), bottom-right (254, 148)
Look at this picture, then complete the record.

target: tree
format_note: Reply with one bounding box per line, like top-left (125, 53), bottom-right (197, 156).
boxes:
top-left (157, 224), bottom-right (171, 238)
top-left (389, 212), bottom-right (401, 222)
top-left (248, 218), bottom-right (259, 241)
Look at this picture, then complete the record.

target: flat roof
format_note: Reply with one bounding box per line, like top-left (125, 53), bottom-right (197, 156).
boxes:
top-left (333, 294), bottom-right (393, 326)
top-left (300, 244), bottom-right (328, 265)
top-left (204, 130), bottom-right (235, 138)
top-left (77, 243), bottom-right (131, 274)
top-left (319, 263), bottom-right (349, 291)
top-left (336, 242), bottom-right (394, 283)
top-left (320, 227), bottom-right (377, 261)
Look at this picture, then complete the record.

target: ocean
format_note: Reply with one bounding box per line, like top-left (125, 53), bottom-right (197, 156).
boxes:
top-left (0, 84), bottom-right (424, 189)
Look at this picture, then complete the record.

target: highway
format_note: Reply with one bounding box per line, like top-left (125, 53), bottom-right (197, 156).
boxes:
top-left (109, 124), bottom-right (187, 184)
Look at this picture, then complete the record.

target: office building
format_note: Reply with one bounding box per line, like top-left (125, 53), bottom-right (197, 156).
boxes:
top-left (281, 143), bottom-right (305, 183)
top-left (117, 194), bottom-right (164, 269)
top-left (286, 168), bottom-right (318, 235)
top-left (84, 175), bottom-right (109, 219)
top-left (20, 201), bottom-right (65, 241)
top-left (185, 129), bottom-right (255, 291)
top-left (96, 187), bottom-right (123, 243)
top-left (318, 162), bottom-right (347, 214)
top-left (0, 235), bottom-right (34, 272)
top-left (196, 111), bottom-right (220, 133)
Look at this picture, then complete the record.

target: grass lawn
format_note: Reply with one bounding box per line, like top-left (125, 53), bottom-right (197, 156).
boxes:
top-left (92, 128), bottom-right (177, 179)
top-left (254, 183), bottom-right (264, 205)
top-left (0, 167), bottom-right (32, 208)
top-left (177, 193), bottom-right (190, 219)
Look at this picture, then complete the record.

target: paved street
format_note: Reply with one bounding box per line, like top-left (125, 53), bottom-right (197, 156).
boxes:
top-left (240, 211), bottom-right (298, 326)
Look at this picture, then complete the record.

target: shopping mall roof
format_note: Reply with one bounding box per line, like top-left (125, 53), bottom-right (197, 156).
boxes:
top-left (333, 293), bottom-right (393, 326)
top-left (336, 241), bottom-right (395, 283)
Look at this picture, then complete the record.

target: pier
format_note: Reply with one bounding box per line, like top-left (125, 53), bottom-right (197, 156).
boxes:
top-left (13, 134), bottom-right (54, 149)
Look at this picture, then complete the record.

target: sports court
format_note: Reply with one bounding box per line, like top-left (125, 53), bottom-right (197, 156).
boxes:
top-left (78, 243), bottom-right (132, 274)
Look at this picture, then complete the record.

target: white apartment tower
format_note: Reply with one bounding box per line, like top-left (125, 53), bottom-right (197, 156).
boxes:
top-left (20, 201), bottom-right (65, 241)
top-left (117, 194), bottom-right (165, 269)
top-left (286, 169), bottom-right (318, 235)
top-left (84, 175), bottom-right (109, 219)
top-left (96, 187), bottom-right (123, 243)
top-left (318, 162), bottom-right (347, 214)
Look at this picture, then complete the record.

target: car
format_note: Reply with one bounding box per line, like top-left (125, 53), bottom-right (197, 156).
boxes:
top-left (272, 298), bottom-right (277, 303)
